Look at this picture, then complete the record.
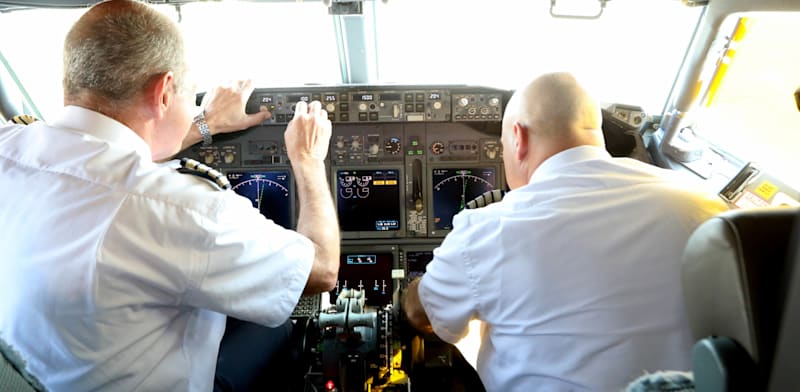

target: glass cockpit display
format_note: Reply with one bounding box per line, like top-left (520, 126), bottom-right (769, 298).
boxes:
top-left (432, 167), bottom-right (496, 230)
top-left (330, 252), bottom-right (394, 307)
top-left (405, 250), bottom-right (434, 280)
top-left (337, 169), bottom-right (401, 232)
top-left (227, 171), bottom-right (293, 229)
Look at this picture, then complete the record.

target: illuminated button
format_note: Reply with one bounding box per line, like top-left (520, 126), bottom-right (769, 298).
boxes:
top-left (415, 103), bottom-right (424, 112)
top-left (312, 93), bottom-right (321, 101)
top-left (340, 113), bottom-right (349, 121)
top-left (416, 149), bottom-right (423, 155)
top-left (404, 93), bottom-right (413, 102)
top-left (328, 112), bottom-right (335, 121)
top-left (369, 112), bottom-right (379, 121)
top-left (405, 103), bottom-right (414, 112)
top-left (358, 112), bottom-right (368, 121)
top-left (339, 93), bottom-right (348, 101)
top-left (340, 103), bottom-right (349, 111)
top-left (276, 114), bottom-right (286, 122)
top-left (411, 139), bottom-right (419, 146)
top-left (415, 93), bottom-right (424, 101)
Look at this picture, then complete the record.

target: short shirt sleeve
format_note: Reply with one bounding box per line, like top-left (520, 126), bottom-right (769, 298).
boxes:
top-left (417, 211), bottom-right (482, 344)
top-left (163, 189), bottom-right (314, 327)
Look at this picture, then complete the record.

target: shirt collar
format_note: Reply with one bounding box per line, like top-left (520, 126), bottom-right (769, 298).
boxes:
top-left (51, 105), bottom-right (153, 161)
top-left (529, 145), bottom-right (611, 184)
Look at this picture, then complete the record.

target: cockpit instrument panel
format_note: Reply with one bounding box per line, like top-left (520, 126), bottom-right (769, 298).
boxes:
top-left (188, 85), bottom-right (507, 311)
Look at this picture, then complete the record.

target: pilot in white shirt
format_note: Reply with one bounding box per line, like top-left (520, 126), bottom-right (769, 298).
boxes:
top-left (0, 1), bottom-right (338, 391)
top-left (404, 72), bottom-right (728, 391)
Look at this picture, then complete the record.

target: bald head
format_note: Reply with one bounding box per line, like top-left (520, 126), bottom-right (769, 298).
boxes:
top-left (504, 72), bottom-right (602, 141)
top-left (501, 72), bottom-right (604, 189)
top-left (63, 0), bottom-right (186, 112)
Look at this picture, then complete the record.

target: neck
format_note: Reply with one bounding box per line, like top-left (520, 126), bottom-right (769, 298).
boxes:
top-left (66, 94), bottom-right (158, 158)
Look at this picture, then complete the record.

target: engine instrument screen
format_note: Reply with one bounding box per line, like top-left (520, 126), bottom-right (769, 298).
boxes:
top-left (331, 252), bottom-right (394, 307)
top-left (227, 171), bottom-right (293, 229)
top-left (337, 169), bottom-right (401, 232)
top-left (406, 250), bottom-right (434, 280)
top-left (432, 167), bottom-right (496, 230)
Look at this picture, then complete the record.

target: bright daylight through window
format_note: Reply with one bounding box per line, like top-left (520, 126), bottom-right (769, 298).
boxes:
top-left (0, 0), bottom-right (701, 121)
top-left (691, 13), bottom-right (800, 191)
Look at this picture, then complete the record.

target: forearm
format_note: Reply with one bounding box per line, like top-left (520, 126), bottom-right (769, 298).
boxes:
top-left (403, 278), bottom-right (434, 334)
top-left (179, 122), bottom-right (204, 152)
top-left (294, 159), bottom-right (340, 294)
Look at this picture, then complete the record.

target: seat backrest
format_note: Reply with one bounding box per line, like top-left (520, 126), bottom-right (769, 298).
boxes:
top-left (0, 337), bottom-right (46, 391)
top-left (681, 207), bottom-right (799, 391)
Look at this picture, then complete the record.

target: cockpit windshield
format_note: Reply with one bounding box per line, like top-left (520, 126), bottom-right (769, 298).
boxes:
top-left (0, 0), bottom-right (702, 120)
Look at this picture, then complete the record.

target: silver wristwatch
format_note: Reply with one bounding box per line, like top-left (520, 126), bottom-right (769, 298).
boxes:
top-left (193, 110), bottom-right (212, 146)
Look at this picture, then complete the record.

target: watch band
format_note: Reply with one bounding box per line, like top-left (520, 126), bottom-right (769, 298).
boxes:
top-left (193, 110), bottom-right (212, 146)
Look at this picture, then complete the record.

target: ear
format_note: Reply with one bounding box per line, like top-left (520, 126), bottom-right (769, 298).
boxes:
top-left (148, 71), bottom-right (175, 119)
top-left (512, 121), bottom-right (529, 161)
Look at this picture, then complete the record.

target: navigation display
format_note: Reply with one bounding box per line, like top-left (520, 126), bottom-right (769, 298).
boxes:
top-left (337, 169), bottom-right (401, 232)
top-left (431, 167), bottom-right (496, 230)
top-left (330, 252), bottom-right (394, 307)
top-left (227, 171), bottom-right (293, 229)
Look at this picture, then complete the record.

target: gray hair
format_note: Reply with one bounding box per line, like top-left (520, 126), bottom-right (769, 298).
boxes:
top-left (63, 0), bottom-right (186, 108)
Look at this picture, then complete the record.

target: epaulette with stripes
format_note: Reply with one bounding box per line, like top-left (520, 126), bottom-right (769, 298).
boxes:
top-left (465, 189), bottom-right (506, 209)
top-left (177, 157), bottom-right (231, 191)
top-left (11, 114), bottom-right (38, 125)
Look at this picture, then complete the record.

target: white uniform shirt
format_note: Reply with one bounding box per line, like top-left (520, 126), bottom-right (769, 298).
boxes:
top-left (418, 145), bottom-right (729, 392)
top-left (0, 106), bottom-right (314, 391)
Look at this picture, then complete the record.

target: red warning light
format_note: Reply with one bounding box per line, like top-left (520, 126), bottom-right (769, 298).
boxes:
top-left (325, 380), bottom-right (335, 391)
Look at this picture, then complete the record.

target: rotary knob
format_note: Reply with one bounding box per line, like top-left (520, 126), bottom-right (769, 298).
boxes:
top-left (457, 97), bottom-right (469, 107)
top-left (489, 97), bottom-right (500, 107)
top-left (351, 139), bottom-right (362, 150)
top-left (326, 103), bottom-right (336, 112)
top-left (431, 141), bottom-right (445, 155)
top-left (368, 143), bottom-right (380, 155)
top-left (203, 152), bottom-right (215, 165)
top-left (336, 138), bottom-right (345, 149)
top-left (485, 146), bottom-right (498, 159)
top-left (223, 152), bottom-right (235, 164)
top-left (433, 101), bottom-right (442, 110)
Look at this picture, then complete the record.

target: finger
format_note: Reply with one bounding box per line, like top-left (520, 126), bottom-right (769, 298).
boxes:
top-left (259, 107), bottom-right (272, 120)
top-left (295, 100), bottom-right (308, 115)
top-left (308, 100), bottom-right (322, 114)
top-left (246, 110), bottom-right (271, 126)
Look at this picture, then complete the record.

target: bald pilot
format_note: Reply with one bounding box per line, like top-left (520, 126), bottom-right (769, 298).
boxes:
top-left (403, 72), bottom-right (728, 391)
